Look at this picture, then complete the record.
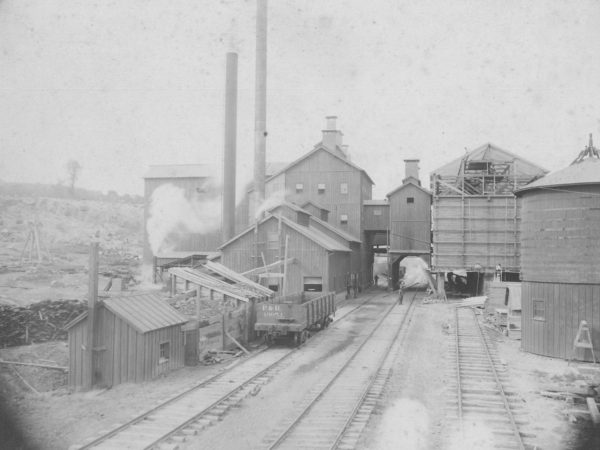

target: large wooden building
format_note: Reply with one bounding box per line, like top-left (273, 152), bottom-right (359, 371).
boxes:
top-left (244, 117), bottom-right (375, 286)
top-left (66, 293), bottom-right (188, 389)
top-left (516, 139), bottom-right (600, 361)
top-left (220, 202), bottom-right (354, 294)
top-left (143, 164), bottom-right (222, 264)
top-left (430, 143), bottom-right (547, 291)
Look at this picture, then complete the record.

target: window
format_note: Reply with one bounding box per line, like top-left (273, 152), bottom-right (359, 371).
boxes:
top-left (267, 232), bottom-right (279, 250)
top-left (407, 197), bottom-right (415, 204)
top-left (533, 299), bottom-right (545, 321)
top-left (296, 183), bottom-right (304, 193)
top-left (340, 214), bottom-right (348, 224)
top-left (159, 342), bottom-right (170, 363)
top-left (303, 276), bottom-right (323, 292)
top-left (373, 209), bottom-right (382, 216)
top-left (317, 183), bottom-right (326, 194)
top-left (340, 183), bottom-right (348, 194)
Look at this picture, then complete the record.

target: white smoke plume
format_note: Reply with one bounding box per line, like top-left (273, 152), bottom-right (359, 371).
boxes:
top-left (147, 183), bottom-right (221, 255)
top-left (254, 189), bottom-right (288, 220)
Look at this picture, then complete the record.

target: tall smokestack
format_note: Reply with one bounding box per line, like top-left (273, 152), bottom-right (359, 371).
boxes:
top-left (253, 0), bottom-right (267, 217)
top-left (222, 52), bottom-right (238, 243)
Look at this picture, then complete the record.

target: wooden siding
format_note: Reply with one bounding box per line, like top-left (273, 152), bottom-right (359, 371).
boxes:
top-left (520, 186), bottom-right (600, 284)
top-left (388, 184), bottom-right (431, 254)
top-left (363, 204), bottom-right (390, 231)
top-left (68, 308), bottom-right (184, 389)
top-left (283, 149), bottom-right (366, 240)
top-left (221, 218), bottom-right (350, 294)
top-left (143, 177), bottom-right (222, 264)
top-left (522, 281), bottom-right (600, 361)
top-left (432, 195), bottom-right (520, 272)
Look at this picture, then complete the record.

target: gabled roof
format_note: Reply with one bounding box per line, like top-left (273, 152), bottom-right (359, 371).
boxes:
top-left (516, 157), bottom-right (600, 194)
top-left (432, 143), bottom-right (547, 178)
top-left (387, 179), bottom-right (432, 198)
top-left (266, 145), bottom-right (375, 185)
top-left (300, 200), bottom-right (330, 212)
top-left (65, 293), bottom-right (188, 333)
top-left (144, 164), bottom-right (214, 179)
top-left (280, 215), bottom-right (351, 252)
top-left (270, 202), bottom-right (360, 244)
top-left (219, 212), bottom-right (351, 252)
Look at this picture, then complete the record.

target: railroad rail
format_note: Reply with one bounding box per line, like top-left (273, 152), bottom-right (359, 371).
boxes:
top-left (446, 306), bottom-right (534, 450)
top-left (263, 290), bottom-right (419, 450)
top-left (71, 291), bottom-right (385, 450)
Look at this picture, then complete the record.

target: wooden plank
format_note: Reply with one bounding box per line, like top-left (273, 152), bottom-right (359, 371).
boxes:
top-left (587, 397), bottom-right (600, 425)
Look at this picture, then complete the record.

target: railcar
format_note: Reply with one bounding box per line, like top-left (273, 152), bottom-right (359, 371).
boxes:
top-left (255, 292), bottom-right (336, 345)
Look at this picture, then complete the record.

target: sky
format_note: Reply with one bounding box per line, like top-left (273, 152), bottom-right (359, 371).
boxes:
top-left (1, 0), bottom-right (599, 198)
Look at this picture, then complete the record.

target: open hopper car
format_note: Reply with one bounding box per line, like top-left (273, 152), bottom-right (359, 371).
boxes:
top-left (255, 292), bottom-right (336, 345)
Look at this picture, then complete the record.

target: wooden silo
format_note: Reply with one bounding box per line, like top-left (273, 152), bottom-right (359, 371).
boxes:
top-left (516, 140), bottom-right (600, 361)
top-left (430, 144), bottom-right (547, 292)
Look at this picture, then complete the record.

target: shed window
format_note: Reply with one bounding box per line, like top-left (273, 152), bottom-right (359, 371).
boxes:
top-left (296, 183), bottom-right (304, 193)
top-left (304, 276), bottom-right (323, 292)
top-left (533, 299), bottom-right (545, 321)
top-left (407, 197), bottom-right (415, 204)
top-left (318, 183), bottom-right (326, 193)
top-left (159, 342), bottom-right (170, 363)
top-left (340, 214), bottom-right (348, 224)
top-left (340, 183), bottom-right (348, 194)
top-left (373, 209), bottom-right (382, 216)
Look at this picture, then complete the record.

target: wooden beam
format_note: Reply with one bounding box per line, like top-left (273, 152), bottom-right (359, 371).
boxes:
top-left (84, 242), bottom-right (99, 391)
top-left (0, 360), bottom-right (68, 371)
top-left (225, 331), bottom-right (250, 355)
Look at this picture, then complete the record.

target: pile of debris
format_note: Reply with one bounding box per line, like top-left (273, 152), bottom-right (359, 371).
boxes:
top-left (0, 299), bottom-right (86, 347)
top-left (201, 349), bottom-right (242, 365)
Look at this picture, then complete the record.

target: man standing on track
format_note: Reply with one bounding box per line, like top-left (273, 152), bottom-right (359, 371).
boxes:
top-left (398, 280), bottom-right (405, 305)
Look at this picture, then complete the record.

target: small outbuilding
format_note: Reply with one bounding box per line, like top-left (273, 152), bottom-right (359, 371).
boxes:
top-left (66, 293), bottom-right (188, 389)
top-left (516, 137), bottom-right (600, 361)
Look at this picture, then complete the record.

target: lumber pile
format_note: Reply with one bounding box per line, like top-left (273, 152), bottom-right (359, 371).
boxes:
top-left (0, 299), bottom-right (86, 347)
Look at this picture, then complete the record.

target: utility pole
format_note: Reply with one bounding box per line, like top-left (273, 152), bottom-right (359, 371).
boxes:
top-left (84, 242), bottom-right (99, 391)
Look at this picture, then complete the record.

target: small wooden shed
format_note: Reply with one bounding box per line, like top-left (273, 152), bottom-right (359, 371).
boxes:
top-left (65, 293), bottom-right (188, 389)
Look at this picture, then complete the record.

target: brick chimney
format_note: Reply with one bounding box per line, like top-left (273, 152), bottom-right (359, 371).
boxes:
top-left (322, 116), bottom-right (343, 151)
top-left (403, 159), bottom-right (420, 185)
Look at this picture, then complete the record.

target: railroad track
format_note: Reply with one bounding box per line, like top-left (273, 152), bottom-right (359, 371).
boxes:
top-left (445, 306), bottom-right (535, 450)
top-left (71, 290), bottom-right (386, 450)
top-left (263, 290), bottom-right (419, 450)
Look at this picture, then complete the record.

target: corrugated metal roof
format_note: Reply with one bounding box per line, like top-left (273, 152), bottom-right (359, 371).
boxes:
top-left (168, 267), bottom-right (255, 301)
top-left (103, 293), bottom-right (188, 333)
top-left (203, 261), bottom-right (274, 297)
top-left (143, 164), bottom-right (214, 179)
top-left (281, 216), bottom-right (351, 252)
top-left (516, 157), bottom-right (600, 193)
top-left (65, 293), bottom-right (188, 333)
top-left (432, 143), bottom-right (548, 178)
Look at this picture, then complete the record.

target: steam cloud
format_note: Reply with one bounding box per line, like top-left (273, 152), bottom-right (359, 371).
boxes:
top-left (254, 189), bottom-right (287, 220)
top-left (147, 183), bottom-right (221, 254)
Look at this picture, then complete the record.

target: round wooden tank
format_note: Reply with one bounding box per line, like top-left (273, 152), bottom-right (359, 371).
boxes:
top-left (516, 153), bottom-right (600, 360)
